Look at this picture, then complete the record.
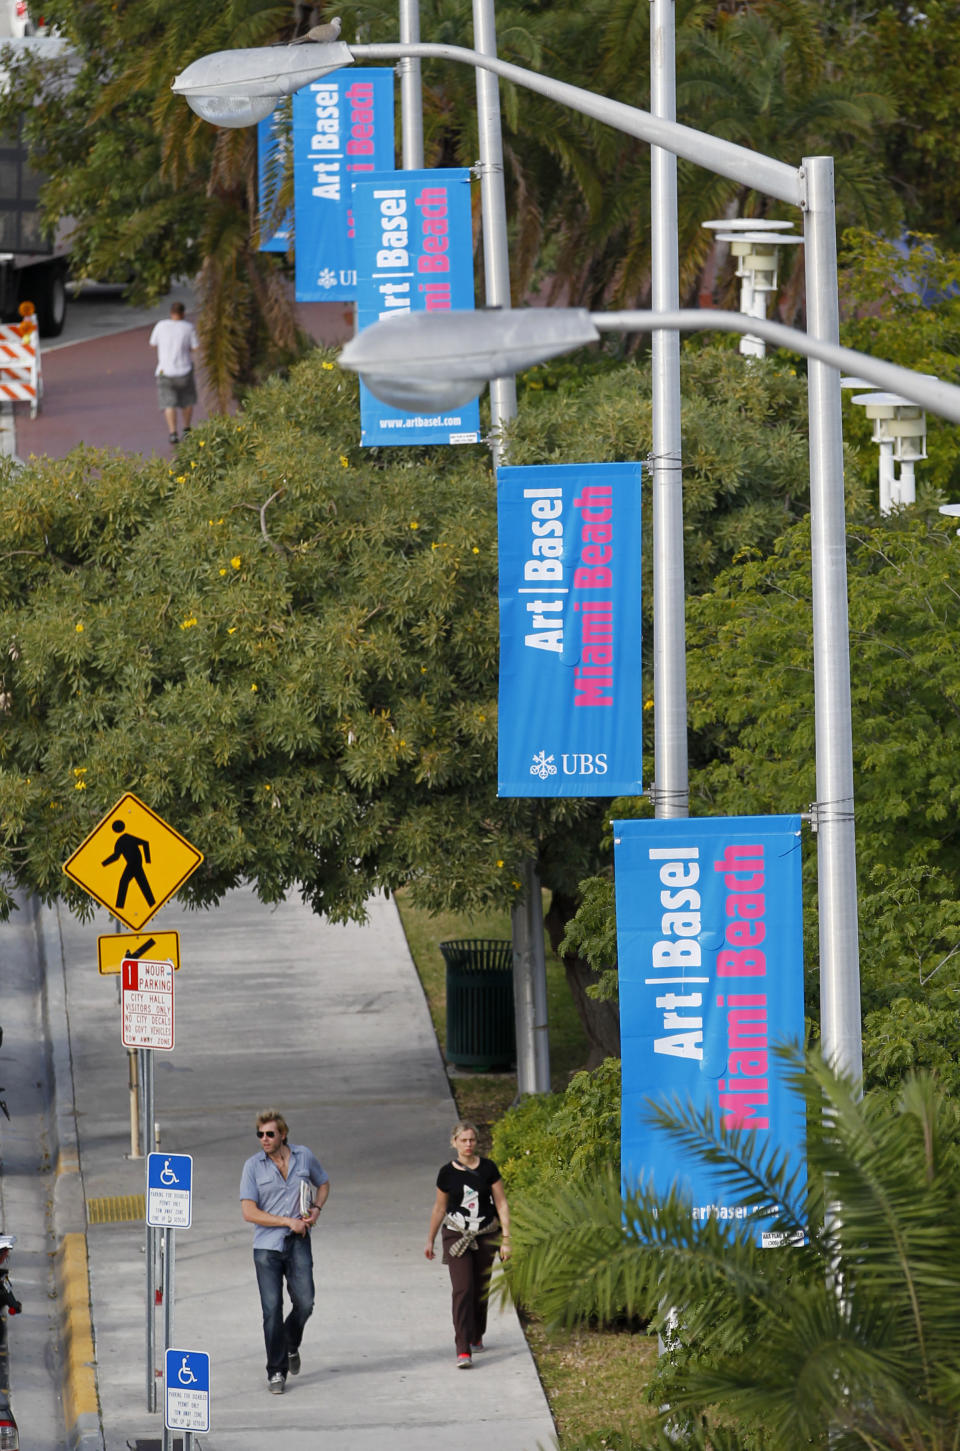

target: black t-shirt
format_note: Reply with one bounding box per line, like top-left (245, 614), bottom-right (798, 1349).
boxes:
top-left (436, 1156), bottom-right (502, 1229)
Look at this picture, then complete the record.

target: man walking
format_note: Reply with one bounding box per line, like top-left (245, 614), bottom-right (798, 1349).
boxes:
top-left (239, 1110), bottom-right (330, 1394)
top-left (148, 300), bottom-right (199, 445)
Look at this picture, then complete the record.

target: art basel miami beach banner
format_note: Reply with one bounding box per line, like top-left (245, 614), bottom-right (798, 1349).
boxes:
top-left (352, 168), bottom-right (481, 448)
top-left (497, 461), bottom-right (643, 796)
top-left (615, 815), bottom-right (807, 1248)
top-left (290, 67), bottom-right (395, 301)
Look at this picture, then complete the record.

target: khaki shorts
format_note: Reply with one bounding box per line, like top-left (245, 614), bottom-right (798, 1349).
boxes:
top-left (157, 371), bottom-right (197, 410)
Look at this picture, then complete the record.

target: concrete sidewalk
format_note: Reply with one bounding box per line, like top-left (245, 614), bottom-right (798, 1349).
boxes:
top-left (36, 888), bottom-right (557, 1451)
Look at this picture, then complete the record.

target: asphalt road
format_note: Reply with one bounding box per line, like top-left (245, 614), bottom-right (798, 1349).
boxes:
top-left (13, 285), bottom-right (355, 460)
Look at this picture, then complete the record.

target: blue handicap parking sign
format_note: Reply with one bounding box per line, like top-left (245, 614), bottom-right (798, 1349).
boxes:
top-left (147, 1153), bottom-right (193, 1228)
top-left (165, 1348), bottom-right (210, 1432)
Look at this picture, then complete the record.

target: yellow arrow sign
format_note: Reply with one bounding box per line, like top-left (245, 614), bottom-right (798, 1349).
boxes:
top-left (97, 930), bottom-right (181, 976)
top-left (63, 793), bottom-right (203, 932)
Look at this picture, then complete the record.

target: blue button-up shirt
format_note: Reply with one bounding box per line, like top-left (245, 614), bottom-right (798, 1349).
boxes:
top-left (239, 1142), bottom-right (328, 1250)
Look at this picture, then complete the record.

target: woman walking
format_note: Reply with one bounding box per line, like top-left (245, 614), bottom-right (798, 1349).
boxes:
top-left (424, 1120), bottom-right (511, 1368)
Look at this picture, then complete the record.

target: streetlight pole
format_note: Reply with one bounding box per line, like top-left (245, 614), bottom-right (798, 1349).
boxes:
top-left (472, 0), bottom-right (517, 462)
top-left (803, 157), bottom-right (861, 1083)
top-left (649, 0), bottom-right (688, 823)
top-left (471, 0), bottom-right (549, 1096)
top-left (398, 0), bottom-right (424, 169)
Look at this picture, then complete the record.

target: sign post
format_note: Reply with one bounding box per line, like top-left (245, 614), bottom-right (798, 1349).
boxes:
top-left (148, 1155), bottom-right (194, 1423)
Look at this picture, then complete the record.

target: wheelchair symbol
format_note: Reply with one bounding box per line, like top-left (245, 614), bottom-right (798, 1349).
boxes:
top-left (177, 1356), bottom-right (198, 1385)
top-left (160, 1159), bottom-right (179, 1186)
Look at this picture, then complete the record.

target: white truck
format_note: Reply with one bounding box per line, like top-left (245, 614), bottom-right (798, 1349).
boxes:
top-left (0, 33), bottom-right (74, 336)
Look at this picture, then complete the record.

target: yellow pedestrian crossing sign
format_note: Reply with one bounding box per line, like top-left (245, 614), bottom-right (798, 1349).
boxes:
top-left (63, 793), bottom-right (203, 932)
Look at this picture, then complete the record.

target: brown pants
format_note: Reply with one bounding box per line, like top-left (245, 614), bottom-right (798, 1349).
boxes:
top-left (441, 1227), bottom-right (500, 1354)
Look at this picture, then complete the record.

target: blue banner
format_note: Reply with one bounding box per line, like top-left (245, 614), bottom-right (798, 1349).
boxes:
top-left (352, 168), bottom-right (482, 447)
top-left (257, 106), bottom-right (291, 252)
top-left (293, 68), bottom-right (395, 301)
top-left (497, 462), bottom-right (643, 796)
top-left (616, 815), bottom-right (806, 1247)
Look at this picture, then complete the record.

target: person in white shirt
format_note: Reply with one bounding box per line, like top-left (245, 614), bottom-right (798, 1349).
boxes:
top-left (148, 301), bottom-right (200, 444)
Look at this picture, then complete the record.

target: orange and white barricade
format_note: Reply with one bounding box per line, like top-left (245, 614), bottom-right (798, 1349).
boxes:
top-left (0, 312), bottom-right (41, 418)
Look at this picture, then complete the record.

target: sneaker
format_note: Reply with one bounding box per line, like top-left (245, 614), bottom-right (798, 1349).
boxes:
top-left (470, 1340), bottom-right (484, 1351)
top-left (182, 426), bottom-right (192, 435)
top-left (169, 432), bottom-right (179, 445)
top-left (288, 1348), bottom-right (300, 1375)
top-left (268, 1372), bottom-right (285, 1394)
top-left (457, 1352), bottom-right (472, 1369)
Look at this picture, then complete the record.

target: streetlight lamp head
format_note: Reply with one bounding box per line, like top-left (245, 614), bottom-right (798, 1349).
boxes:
top-left (339, 307), bottom-right (600, 412)
top-left (171, 42), bottom-right (355, 127)
top-left (182, 93), bottom-right (277, 127)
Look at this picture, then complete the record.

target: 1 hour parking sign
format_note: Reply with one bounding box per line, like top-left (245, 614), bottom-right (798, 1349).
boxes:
top-left (165, 1348), bottom-right (210, 1432)
top-left (121, 957), bottom-right (174, 1050)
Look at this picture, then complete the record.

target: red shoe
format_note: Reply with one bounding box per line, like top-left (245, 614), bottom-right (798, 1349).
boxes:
top-left (470, 1340), bottom-right (484, 1351)
top-left (457, 1353), bottom-right (472, 1368)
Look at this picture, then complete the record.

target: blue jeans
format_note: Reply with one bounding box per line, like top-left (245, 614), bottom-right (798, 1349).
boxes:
top-left (253, 1234), bottom-right (315, 1378)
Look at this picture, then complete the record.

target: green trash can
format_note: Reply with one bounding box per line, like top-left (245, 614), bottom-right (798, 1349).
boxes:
top-left (440, 938), bottom-right (516, 1070)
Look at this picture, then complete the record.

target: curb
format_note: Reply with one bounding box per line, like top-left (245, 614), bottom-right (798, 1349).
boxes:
top-left (56, 1236), bottom-right (101, 1451)
top-left (33, 898), bottom-right (105, 1451)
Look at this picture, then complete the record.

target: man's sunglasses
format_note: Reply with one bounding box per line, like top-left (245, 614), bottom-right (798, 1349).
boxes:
top-left (256, 1129), bottom-right (278, 1139)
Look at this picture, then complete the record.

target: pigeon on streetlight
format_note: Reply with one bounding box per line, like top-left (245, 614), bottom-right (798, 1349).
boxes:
top-left (290, 15), bottom-right (341, 42)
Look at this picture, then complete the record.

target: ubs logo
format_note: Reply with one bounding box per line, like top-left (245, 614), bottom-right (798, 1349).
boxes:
top-left (530, 751), bottom-right (608, 777)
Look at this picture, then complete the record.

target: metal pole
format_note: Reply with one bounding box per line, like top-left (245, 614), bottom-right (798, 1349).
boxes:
top-left (650, 0), bottom-right (688, 821)
top-left (511, 856), bottom-right (551, 1093)
top-left (128, 1048), bottom-right (141, 1159)
top-left (146, 1219), bottom-right (156, 1411)
top-left (398, 0), bottom-right (424, 168)
top-left (142, 1047), bottom-right (158, 1410)
top-left (164, 1227), bottom-right (175, 1357)
top-left (472, 0), bottom-right (548, 1093)
top-left (472, 0), bottom-right (517, 459)
top-left (802, 155), bottom-right (862, 1088)
top-left (161, 1227), bottom-right (175, 1451)
top-left (139, 1048), bottom-right (154, 1167)
top-left (342, 43), bottom-right (803, 204)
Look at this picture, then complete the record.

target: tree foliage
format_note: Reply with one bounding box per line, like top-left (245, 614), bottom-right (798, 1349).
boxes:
top-left (869, 0), bottom-right (960, 247)
top-left (506, 1055), bottom-right (960, 1450)
top-left (0, 0), bottom-right (306, 406)
top-left (0, 352), bottom-right (616, 925)
top-left (491, 1056), bottom-right (621, 1194)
